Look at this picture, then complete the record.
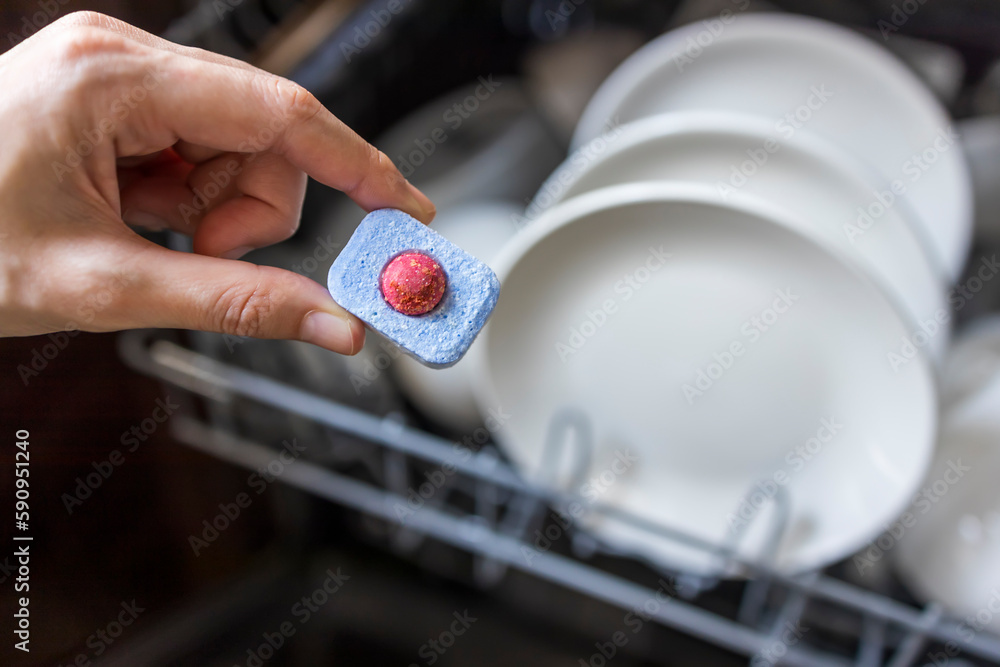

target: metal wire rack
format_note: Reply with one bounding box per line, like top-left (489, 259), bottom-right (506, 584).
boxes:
top-left (118, 329), bottom-right (1000, 667)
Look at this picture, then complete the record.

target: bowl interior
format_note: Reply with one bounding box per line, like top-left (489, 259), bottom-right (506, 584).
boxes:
top-left (479, 186), bottom-right (936, 573)
top-left (538, 113), bottom-right (949, 361)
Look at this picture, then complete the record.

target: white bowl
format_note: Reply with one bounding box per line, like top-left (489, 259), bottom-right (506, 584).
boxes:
top-left (472, 182), bottom-right (937, 575)
top-left (392, 201), bottom-right (521, 432)
top-left (535, 111), bottom-right (949, 361)
top-left (573, 13), bottom-right (973, 281)
top-left (894, 376), bottom-right (1000, 635)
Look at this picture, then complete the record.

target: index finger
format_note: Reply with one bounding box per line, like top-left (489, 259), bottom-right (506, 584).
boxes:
top-left (125, 45), bottom-right (435, 222)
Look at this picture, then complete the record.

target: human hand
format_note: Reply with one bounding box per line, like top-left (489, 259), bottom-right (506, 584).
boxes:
top-left (0, 11), bottom-right (435, 354)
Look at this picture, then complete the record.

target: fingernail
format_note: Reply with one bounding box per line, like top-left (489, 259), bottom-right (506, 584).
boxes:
top-left (406, 182), bottom-right (436, 222)
top-left (220, 246), bottom-right (253, 260)
top-left (300, 310), bottom-right (357, 354)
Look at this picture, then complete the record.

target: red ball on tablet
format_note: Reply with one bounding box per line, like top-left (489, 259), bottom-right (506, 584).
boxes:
top-left (380, 252), bottom-right (447, 315)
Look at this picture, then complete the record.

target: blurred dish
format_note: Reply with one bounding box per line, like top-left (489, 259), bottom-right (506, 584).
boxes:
top-left (522, 28), bottom-right (644, 141)
top-left (392, 201), bottom-right (521, 432)
top-left (894, 376), bottom-right (1000, 635)
top-left (473, 182), bottom-right (937, 575)
top-left (375, 79), bottom-right (563, 212)
top-left (535, 111), bottom-right (949, 361)
top-left (942, 317), bottom-right (1000, 409)
top-left (959, 116), bottom-right (1000, 245)
top-left (573, 13), bottom-right (972, 281)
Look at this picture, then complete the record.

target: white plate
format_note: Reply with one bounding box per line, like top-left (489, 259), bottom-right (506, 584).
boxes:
top-left (472, 182), bottom-right (937, 575)
top-left (894, 376), bottom-right (1000, 635)
top-left (573, 13), bottom-right (972, 281)
top-left (536, 111), bottom-right (949, 361)
top-left (392, 201), bottom-right (521, 432)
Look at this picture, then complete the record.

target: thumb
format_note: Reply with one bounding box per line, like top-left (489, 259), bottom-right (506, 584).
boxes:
top-left (107, 241), bottom-right (365, 354)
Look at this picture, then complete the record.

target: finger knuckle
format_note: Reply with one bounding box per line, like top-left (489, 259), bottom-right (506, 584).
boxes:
top-left (47, 26), bottom-right (132, 83)
top-left (268, 77), bottom-right (323, 129)
top-left (215, 275), bottom-right (275, 338)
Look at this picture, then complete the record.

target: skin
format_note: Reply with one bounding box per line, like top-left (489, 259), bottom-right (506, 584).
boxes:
top-left (0, 11), bottom-right (436, 355)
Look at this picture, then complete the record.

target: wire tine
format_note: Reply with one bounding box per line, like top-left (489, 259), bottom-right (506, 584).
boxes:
top-left (697, 477), bottom-right (793, 601)
top-left (885, 604), bottom-right (943, 667)
top-left (473, 453), bottom-right (508, 588)
top-left (756, 571), bottom-right (816, 666)
top-left (538, 408), bottom-right (594, 490)
top-left (737, 483), bottom-right (795, 624)
top-left (739, 577), bottom-right (774, 629)
top-left (856, 615), bottom-right (886, 667)
top-left (383, 449), bottom-right (426, 554)
top-left (383, 448), bottom-right (409, 496)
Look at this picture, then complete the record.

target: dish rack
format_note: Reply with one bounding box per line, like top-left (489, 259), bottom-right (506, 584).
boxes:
top-left (118, 329), bottom-right (1000, 667)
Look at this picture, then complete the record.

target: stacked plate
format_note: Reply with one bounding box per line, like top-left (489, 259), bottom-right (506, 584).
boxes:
top-left (464, 13), bottom-right (973, 575)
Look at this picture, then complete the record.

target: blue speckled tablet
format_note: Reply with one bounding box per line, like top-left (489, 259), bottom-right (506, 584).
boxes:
top-left (327, 209), bottom-right (501, 368)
